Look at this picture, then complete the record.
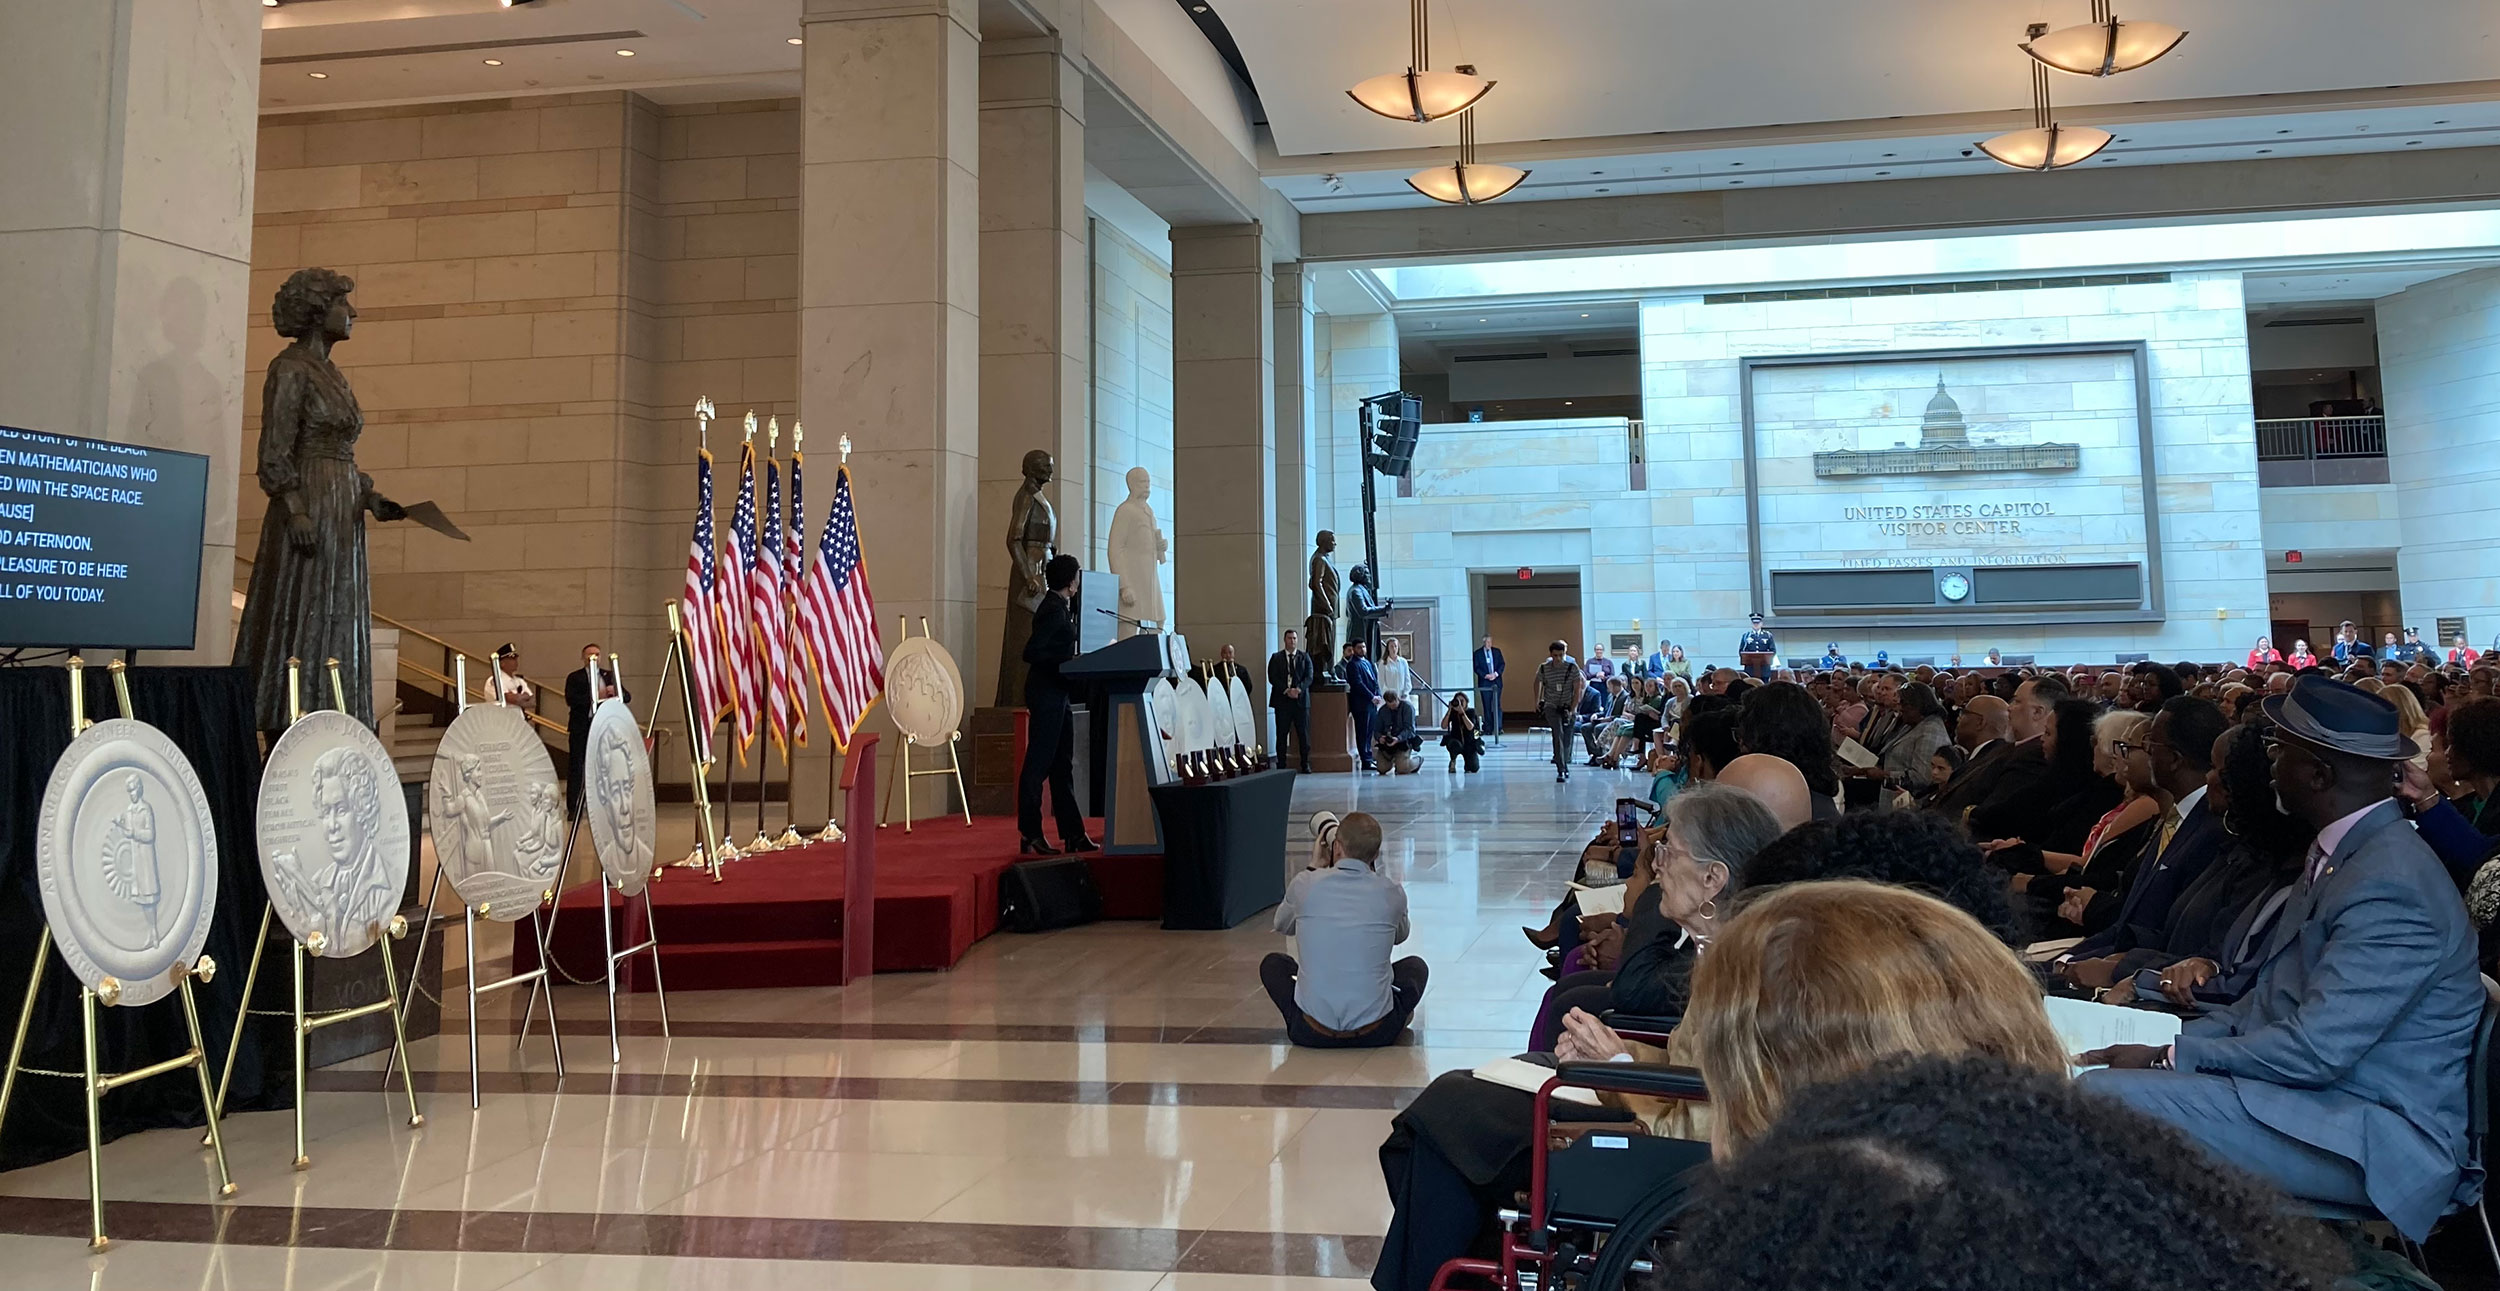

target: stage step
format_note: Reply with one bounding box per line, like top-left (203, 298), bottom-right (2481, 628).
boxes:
top-left (634, 937), bottom-right (846, 991)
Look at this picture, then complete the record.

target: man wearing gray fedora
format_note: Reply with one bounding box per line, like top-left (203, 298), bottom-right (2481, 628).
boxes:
top-left (2077, 674), bottom-right (2482, 1243)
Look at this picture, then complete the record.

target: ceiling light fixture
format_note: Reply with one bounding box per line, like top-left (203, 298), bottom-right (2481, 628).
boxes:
top-left (1979, 26), bottom-right (2113, 171)
top-left (788, 36), bottom-right (803, 44)
top-left (2021, 1), bottom-right (2186, 76)
top-left (483, 58), bottom-right (503, 65)
top-left (261, 0), bottom-right (279, 7)
top-left (616, 48), bottom-right (636, 57)
top-left (307, 71), bottom-right (327, 79)
top-left (1349, 0), bottom-right (1493, 122)
top-left (1407, 112), bottom-right (1528, 204)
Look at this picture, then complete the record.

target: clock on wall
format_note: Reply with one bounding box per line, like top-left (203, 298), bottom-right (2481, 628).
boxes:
top-left (1939, 571), bottom-right (1972, 603)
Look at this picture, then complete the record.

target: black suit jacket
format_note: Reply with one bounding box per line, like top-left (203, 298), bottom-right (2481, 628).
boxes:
top-left (1927, 738), bottom-right (2013, 819)
top-left (563, 666), bottom-right (631, 759)
top-left (1267, 650), bottom-right (1313, 708)
top-left (1022, 591), bottom-right (1079, 701)
top-left (1473, 647), bottom-right (1505, 685)
top-left (1961, 742), bottom-right (2056, 842)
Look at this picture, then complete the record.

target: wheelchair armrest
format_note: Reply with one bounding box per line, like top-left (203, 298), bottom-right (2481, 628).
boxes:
top-left (1599, 1011), bottom-right (1682, 1044)
top-left (1548, 1061), bottom-right (1709, 1104)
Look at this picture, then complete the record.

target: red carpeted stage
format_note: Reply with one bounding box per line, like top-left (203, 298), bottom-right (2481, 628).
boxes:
top-left (518, 816), bottom-right (1164, 991)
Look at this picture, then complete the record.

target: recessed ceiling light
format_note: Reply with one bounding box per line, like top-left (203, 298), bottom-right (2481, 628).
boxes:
top-left (616, 48), bottom-right (636, 56)
top-left (787, 36), bottom-right (803, 45)
top-left (1563, 400), bottom-right (1575, 406)
top-left (261, 0), bottom-right (279, 7)
top-left (1580, 313), bottom-right (1590, 318)
top-left (307, 71), bottom-right (327, 78)
top-left (483, 58), bottom-right (503, 65)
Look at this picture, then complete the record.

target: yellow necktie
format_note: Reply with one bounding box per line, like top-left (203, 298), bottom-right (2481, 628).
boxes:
top-left (2156, 807), bottom-right (2181, 856)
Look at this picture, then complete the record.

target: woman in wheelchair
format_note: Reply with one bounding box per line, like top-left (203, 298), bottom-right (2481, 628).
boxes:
top-left (1371, 813), bottom-right (2035, 1291)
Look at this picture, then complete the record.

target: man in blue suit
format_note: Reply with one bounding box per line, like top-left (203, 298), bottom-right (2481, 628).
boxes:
top-left (2080, 676), bottom-right (2482, 1242)
top-left (1344, 641), bottom-right (1382, 772)
top-left (1472, 635), bottom-right (1505, 739)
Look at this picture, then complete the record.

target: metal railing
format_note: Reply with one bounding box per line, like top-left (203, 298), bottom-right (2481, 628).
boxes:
top-left (2254, 416), bottom-right (2387, 461)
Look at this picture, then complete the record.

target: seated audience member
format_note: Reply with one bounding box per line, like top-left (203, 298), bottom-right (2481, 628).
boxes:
top-left (2078, 675), bottom-right (2482, 1244)
top-left (1526, 784), bottom-right (1784, 1050)
top-left (2084, 721), bottom-right (2310, 1001)
top-left (2055, 696), bottom-right (2232, 971)
top-left (1261, 813), bottom-right (1426, 1049)
top-left (1959, 677), bottom-right (2070, 840)
top-left (2126, 661), bottom-right (2183, 714)
top-left (1669, 1056), bottom-right (2349, 1291)
top-left (1933, 694), bottom-right (2011, 794)
top-left (1997, 708), bottom-right (2155, 937)
top-left (1734, 681), bottom-right (1843, 820)
top-left (1370, 813), bottom-right (2016, 1291)
top-left (1859, 680), bottom-right (1951, 797)
top-left (1715, 753), bottom-right (1814, 831)
top-left (1981, 698), bottom-right (2122, 876)
top-left (1372, 691), bottom-right (1422, 774)
top-left (1903, 743), bottom-right (1967, 809)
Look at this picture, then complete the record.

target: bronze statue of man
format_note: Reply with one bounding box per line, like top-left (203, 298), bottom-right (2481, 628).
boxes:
top-left (235, 268), bottom-right (407, 733)
top-left (1347, 562), bottom-right (1392, 663)
top-left (1304, 530), bottom-right (1342, 671)
top-left (995, 448), bottom-right (1060, 705)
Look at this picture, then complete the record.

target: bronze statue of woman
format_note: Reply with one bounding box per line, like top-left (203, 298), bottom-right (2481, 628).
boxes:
top-left (234, 268), bottom-right (407, 733)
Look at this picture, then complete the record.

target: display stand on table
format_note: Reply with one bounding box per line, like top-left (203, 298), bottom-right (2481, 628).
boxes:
top-left (211, 657), bottom-right (423, 1171)
top-left (0, 658), bottom-right (235, 1250)
top-left (1060, 632), bottom-right (1186, 855)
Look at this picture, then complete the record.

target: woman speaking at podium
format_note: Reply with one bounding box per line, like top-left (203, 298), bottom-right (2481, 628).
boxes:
top-left (1018, 554), bottom-right (1099, 858)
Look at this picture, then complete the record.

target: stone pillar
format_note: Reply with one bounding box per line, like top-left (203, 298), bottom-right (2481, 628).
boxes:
top-left (978, 31), bottom-right (1088, 691)
top-left (0, 1), bottom-right (262, 664)
top-left (800, 0), bottom-right (981, 810)
top-left (1273, 264), bottom-right (1320, 651)
top-left (1170, 224), bottom-right (1276, 703)
top-left (2381, 266), bottom-right (2500, 635)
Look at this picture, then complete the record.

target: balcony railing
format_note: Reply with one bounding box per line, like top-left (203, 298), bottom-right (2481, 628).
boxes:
top-left (2254, 416), bottom-right (2389, 487)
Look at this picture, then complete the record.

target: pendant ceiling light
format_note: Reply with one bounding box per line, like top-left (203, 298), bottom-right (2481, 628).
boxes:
top-left (2022, 0), bottom-right (2186, 76)
top-left (1408, 113), bottom-right (1528, 204)
top-left (1979, 26), bottom-right (2113, 171)
top-left (1349, 0), bottom-right (1494, 122)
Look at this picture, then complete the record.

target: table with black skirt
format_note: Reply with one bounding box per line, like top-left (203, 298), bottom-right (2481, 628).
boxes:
top-left (0, 666), bottom-right (288, 1171)
top-left (1148, 768), bottom-right (1296, 930)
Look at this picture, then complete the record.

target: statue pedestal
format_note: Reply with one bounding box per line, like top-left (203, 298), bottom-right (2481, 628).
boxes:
top-left (1307, 689), bottom-right (1357, 773)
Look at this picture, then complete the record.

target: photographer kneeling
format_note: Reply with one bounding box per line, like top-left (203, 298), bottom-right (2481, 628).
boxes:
top-left (1261, 812), bottom-right (1428, 1048)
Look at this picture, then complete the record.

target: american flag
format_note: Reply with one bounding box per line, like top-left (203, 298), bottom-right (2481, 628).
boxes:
top-left (780, 450), bottom-right (811, 747)
top-left (754, 453), bottom-right (794, 754)
top-left (796, 462), bottom-right (885, 751)
top-left (678, 446), bottom-right (726, 760)
top-left (722, 442), bottom-right (763, 758)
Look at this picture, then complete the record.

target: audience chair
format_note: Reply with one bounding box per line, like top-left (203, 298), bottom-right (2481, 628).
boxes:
top-left (1598, 1010), bottom-right (1680, 1048)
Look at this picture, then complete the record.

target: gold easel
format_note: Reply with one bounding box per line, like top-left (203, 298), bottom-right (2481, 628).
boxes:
top-left (208, 656), bottom-right (424, 1170)
top-left (662, 600), bottom-right (729, 880)
top-left (879, 616), bottom-right (972, 831)
top-left (397, 652), bottom-right (568, 1108)
top-left (0, 657), bottom-right (235, 1250)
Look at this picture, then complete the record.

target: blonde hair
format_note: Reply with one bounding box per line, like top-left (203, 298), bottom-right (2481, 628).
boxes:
top-left (1679, 880), bottom-right (2068, 1153)
top-left (2384, 684), bottom-right (2430, 739)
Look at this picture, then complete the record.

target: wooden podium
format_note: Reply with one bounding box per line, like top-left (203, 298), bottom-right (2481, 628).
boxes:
top-left (1740, 651), bottom-right (1775, 679)
top-left (1060, 634), bottom-right (1179, 854)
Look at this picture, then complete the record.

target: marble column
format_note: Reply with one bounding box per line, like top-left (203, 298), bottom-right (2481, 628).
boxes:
top-left (2381, 266), bottom-right (2500, 635)
top-left (1171, 224), bottom-right (1276, 704)
top-left (800, 0), bottom-right (981, 810)
top-left (978, 31), bottom-right (1088, 690)
top-left (1272, 264), bottom-right (1319, 654)
top-left (0, 0), bottom-right (262, 664)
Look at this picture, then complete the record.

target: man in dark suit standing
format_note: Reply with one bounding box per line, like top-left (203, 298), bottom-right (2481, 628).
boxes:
top-left (563, 643), bottom-right (628, 816)
top-left (1016, 555), bottom-right (1096, 857)
top-left (2080, 676), bottom-right (2482, 1242)
top-left (1472, 635), bottom-right (1505, 739)
top-left (1268, 629), bottom-right (1315, 773)
top-left (1344, 641), bottom-right (1382, 772)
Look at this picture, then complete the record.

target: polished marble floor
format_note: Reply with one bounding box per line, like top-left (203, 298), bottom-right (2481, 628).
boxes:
top-left (0, 735), bottom-right (1642, 1289)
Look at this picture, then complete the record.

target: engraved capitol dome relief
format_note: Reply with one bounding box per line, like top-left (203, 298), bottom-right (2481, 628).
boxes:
top-left (36, 719), bottom-right (220, 1008)
top-left (427, 704), bottom-right (565, 922)
top-left (257, 709), bottom-right (410, 958)
top-left (1811, 375), bottom-right (2081, 478)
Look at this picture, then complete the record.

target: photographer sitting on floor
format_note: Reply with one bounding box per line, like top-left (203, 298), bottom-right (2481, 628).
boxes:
top-left (1261, 812), bottom-right (1428, 1049)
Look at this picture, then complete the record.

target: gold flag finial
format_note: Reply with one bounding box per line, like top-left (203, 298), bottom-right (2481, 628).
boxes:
top-left (767, 415), bottom-right (781, 450)
top-left (791, 421), bottom-right (803, 451)
top-left (743, 410), bottom-right (757, 443)
top-left (839, 433), bottom-right (852, 464)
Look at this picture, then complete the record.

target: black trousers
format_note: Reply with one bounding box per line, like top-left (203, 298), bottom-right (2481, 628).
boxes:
top-left (1273, 700), bottom-right (1311, 771)
top-left (1350, 700), bottom-right (1377, 767)
top-left (1260, 952), bottom-right (1427, 1049)
top-left (1016, 689), bottom-right (1087, 840)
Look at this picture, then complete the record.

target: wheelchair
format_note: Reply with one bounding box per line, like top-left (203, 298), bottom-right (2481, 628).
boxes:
top-left (1428, 1055), bottom-right (1710, 1291)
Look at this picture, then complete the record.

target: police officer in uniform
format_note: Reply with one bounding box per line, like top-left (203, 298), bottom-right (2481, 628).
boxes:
top-left (1737, 613), bottom-right (1778, 681)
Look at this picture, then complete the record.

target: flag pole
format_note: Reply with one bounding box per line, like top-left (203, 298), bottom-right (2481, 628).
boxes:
top-left (813, 432), bottom-right (854, 844)
top-left (752, 416), bottom-right (780, 855)
top-left (775, 420), bottom-right (808, 849)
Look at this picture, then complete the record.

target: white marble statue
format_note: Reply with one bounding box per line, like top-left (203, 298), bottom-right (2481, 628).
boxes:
top-left (1106, 466), bottom-right (1168, 639)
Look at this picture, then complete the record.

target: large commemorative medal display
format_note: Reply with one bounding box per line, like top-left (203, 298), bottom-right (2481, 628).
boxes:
top-left (884, 635), bottom-right (965, 746)
top-left (582, 699), bottom-right (657, 895)
top-left (257, 710), bottom-right (410, 958)
top-left (35, 719), bottom-right (221, 1008)
top-left (427, 705), bottom-right (564, 922)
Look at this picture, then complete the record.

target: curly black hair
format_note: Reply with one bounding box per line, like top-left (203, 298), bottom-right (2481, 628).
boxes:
top-left (1661, 1055), bottom-right (2348, 1291)
top-left (270, 267), bottom-right (355, 339)
top-left (2216, 720), bottom-right (2313, 871)
top-left (1682, 706), bottom-right (1742, 779)
top-left (1734, 810), bottom-right (2016, 943)
top-left (1735, 681), bottom-right (1839, 798)
top-left (2449, 697), bottom-right (2500, 782)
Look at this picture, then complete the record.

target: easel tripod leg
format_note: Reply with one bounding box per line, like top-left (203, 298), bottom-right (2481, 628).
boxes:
top-left (291, 940), bottom-right (310, 1169)
top-left (80, 988), bottom-right (104, 1251)
top-left (210, 905), bottom-right (273, 1133)
top-left (463, 905), bottom-right (482, 1110)
top-left (0, 928), bottom-right (54, 1132)
top-left (377, 934), bottom-right (424, 1128)
top-left (176, 976), bottom-right (235, 1197)
top-left (600, 879), bottom-right (621, 1066)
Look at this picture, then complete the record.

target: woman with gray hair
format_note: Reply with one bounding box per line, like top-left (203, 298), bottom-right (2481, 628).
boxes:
top-left (1526, 783), bottom-right (1787, 1051)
